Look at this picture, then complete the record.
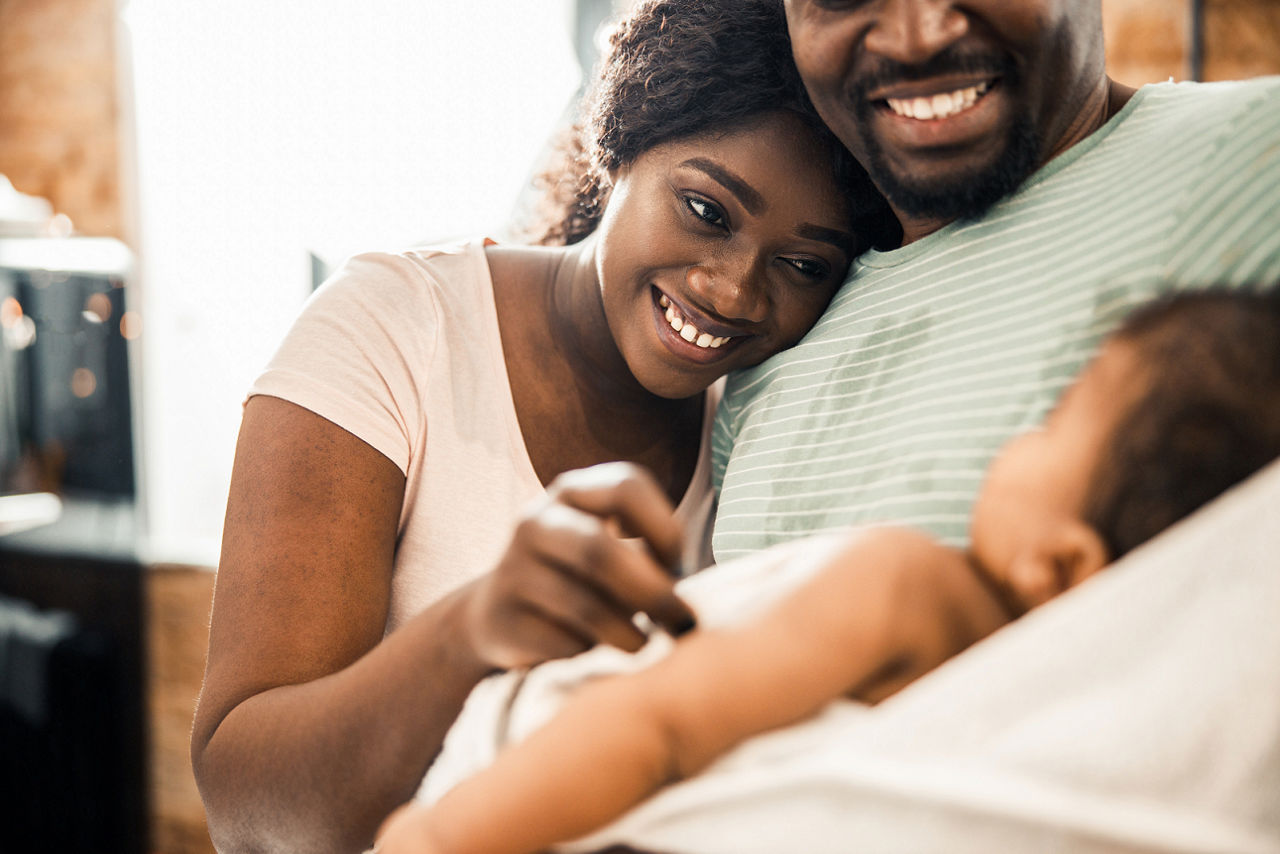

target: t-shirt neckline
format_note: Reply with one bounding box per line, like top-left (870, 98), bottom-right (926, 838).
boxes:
top-left (855, 82), bottom-right (1158, 270)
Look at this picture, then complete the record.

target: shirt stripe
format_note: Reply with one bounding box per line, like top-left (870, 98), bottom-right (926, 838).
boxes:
top-left (712, 78), bottom-right (1280, 562)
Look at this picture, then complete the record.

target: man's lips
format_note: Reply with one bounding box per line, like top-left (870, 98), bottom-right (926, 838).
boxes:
top-left (866, 70), bottom-right (999, 104)
top-left (882, 80), bottom-right (991, 121)
top-left (867, 77), bottom-right (1004, 150)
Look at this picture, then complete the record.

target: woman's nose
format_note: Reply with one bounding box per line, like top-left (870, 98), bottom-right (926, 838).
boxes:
top-left (686, 259), bottom-right (767, 325)
top-left (864, 0), bottom-right (968, 66)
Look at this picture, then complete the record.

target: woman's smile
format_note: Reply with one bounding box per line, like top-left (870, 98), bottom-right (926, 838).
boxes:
top-left (594, 110), bottom-right (856, 400)
top-left (651, 286), bottom-right (749, 364)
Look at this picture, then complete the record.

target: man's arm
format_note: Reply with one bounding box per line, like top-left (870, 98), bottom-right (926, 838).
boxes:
top-left (376, 527), bottom-right (1010, 854)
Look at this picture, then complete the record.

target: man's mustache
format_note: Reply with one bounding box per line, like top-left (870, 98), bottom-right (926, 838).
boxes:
top-left (852, 48), bottom-right (1016, 102)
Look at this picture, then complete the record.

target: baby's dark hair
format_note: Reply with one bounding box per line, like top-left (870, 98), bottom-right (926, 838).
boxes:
top-left (523, 0), bottom-right (898, 251)
top-left (1084, 286), bottom-right (1280, 560)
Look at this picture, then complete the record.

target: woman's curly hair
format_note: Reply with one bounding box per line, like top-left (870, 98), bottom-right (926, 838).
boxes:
top-left (524, 0), bottom-right (899, 251)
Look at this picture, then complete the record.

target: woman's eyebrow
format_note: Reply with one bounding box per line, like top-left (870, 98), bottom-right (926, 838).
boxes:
top-left (680, 158), bottom-right (765, 215)
top-left (796, 223), bottom-right (855, 255)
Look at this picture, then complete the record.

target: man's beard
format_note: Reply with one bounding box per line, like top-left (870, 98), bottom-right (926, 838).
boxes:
top-left (852, 50), bottom-right (1043, 223)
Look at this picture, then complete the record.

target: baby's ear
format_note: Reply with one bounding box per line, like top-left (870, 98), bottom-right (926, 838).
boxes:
top-left (1006, 521), bottom-right (1110, 613)
top-left (1051, 520), bottom-right (1110, 590)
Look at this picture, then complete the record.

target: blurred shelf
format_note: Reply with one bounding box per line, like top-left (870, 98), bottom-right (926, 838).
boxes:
top-left (0, 491), bottom-right (62, 536)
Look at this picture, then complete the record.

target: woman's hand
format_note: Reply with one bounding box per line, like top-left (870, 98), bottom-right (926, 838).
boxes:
top-left (460, 462), bottom-right (698, 671)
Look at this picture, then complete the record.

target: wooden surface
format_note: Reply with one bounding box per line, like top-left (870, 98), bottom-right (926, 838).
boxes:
top-left (145, 566), bottom-right (217, 854)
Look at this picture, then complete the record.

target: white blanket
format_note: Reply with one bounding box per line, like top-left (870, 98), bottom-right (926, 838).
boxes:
top-left (419, 459), bottom-right (1280, 854)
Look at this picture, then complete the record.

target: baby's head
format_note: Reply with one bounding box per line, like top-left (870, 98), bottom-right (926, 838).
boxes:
top-left (970, 287), bottom-right (1280, 613)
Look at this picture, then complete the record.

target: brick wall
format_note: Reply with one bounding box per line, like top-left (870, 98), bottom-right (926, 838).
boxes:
top-left (1104, 0), bottom-right (1280, 84)
top-left (1204, 0), bottom-right (1280, 80)
top-left (1104, 0), bottom-right (1189, 84)
top-left (0, 0), bottom-right (123, 238)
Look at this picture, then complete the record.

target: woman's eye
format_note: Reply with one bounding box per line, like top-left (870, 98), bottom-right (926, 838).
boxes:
top-left (684, 196), bottom-right (726, 228)
top-left (783, 257), bottom-right (829, 280)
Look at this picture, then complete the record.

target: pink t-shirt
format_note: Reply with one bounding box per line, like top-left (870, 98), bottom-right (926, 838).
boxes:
top-left (250, 241), bottom-right (719, 632)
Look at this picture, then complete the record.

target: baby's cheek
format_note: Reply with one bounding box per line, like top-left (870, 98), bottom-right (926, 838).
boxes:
top-left (1007, 554), bottom-right (1061, 611)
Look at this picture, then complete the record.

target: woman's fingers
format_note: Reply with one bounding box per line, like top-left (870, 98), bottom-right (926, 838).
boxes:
top-left (464, 462), bottom-right (700, 671)
top-left (465, 563), bottom-right (648, 671)
top-left (518, 498), bottom-right (696, 638)
top-left (545, 462), bottom-right (686, 571)
top-left (513, 564), bottom-right (651, 654)
top-left (472, 601), bottom-right (595, 670)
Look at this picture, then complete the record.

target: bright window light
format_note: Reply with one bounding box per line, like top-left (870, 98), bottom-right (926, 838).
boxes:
top-left (123, 0), bottom-right (581, 563)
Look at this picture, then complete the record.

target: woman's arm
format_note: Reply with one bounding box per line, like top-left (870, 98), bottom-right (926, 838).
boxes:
top-left (376, 528), bottom-right (1010, 854)
top-left (193, 399), bottom-right (697, 854)
top-left (192, 397), bottom-right (491, 854)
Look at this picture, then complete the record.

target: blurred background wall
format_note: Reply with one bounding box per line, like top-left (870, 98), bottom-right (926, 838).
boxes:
top-left (0, 1), bottom-right (1277, 852)
top-left (0, 0), bottom-right (125, 240)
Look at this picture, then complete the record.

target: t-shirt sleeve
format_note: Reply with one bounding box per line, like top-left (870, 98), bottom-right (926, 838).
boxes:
top-left (248, 252), bottom-right (439, 474)
top-left (1163, 77), bottom-right (1280, 288)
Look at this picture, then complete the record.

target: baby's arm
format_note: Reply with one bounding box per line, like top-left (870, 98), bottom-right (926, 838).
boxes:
top-left (376, 528), bottom-right (1010, 854)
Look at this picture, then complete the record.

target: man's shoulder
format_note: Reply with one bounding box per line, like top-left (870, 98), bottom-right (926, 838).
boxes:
top-left (1008, 75), bottom-right (1280, 217)
top-left (1153, 75), bottom-right (1280, 101)
top-left (1125, 76), bottom-right (1280, 136)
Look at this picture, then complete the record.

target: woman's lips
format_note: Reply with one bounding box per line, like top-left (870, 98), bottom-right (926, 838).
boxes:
top-left (659, 293), bottom-right (732, 349)
top-left (651, 286), bottom-right (747, 364)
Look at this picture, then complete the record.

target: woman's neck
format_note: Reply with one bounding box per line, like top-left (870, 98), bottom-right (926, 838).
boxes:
top-left (545, 238), bottom-right (653, 409)
top-left (486, 239), bottom-right (703, 499)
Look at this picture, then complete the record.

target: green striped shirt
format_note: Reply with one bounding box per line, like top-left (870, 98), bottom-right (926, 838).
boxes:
top-left (712, 78), bottom-right (1280, 561)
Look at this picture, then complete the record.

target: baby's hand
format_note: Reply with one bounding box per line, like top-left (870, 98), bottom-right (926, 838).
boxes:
top-left (375, 802), bottom-right (442, 854)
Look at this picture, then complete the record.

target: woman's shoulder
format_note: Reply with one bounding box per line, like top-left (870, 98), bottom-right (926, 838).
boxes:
top-left (323, 239), bottom-right (494, 307)
top-left (296, 240), bottom-right (503, 356)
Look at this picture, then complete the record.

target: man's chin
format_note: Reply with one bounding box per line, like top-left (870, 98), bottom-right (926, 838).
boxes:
top-left (870, 119), bottom-right (1041, 224)
top-left (879, 167), bottom-right (1023, 223)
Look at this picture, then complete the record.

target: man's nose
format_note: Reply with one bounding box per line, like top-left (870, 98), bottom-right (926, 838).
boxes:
top-left (864, 0), bottom-right (968, 66)
top-left (686, 259), bottom-right (768, 325)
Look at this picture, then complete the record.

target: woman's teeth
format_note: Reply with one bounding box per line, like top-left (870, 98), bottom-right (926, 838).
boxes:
top-left (658, 294), bottom-right (729, 349)
top-left (886, 81), bottom-right (989, 120)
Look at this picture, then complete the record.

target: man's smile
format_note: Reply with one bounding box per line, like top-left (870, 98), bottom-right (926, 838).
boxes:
top-left (851, 51), bottom-right (1016, 160)
top-left (883, 80), bottom-right (991, 121)
top-left (867, 78), bottom-right (1007, 153)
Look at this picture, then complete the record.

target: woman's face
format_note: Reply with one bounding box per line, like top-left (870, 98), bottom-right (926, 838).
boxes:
top-left (594, 110), bottom-right (856, 399)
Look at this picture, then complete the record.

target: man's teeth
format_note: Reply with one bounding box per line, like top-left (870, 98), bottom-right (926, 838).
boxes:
top-left (886, 81), bottom-right (989, 120)
top-left (658, 294), bottom-right (729, 349)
